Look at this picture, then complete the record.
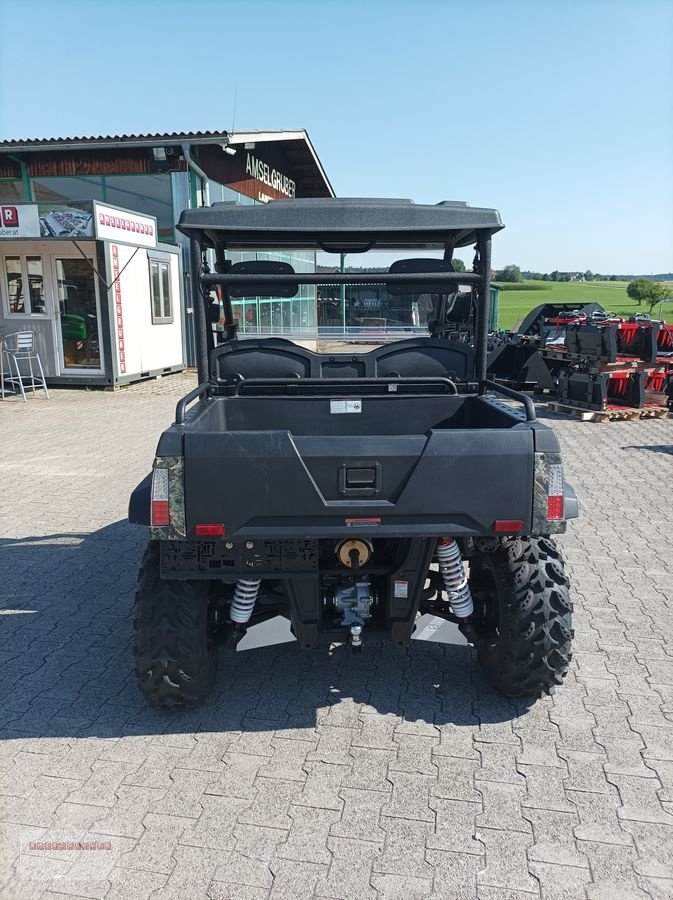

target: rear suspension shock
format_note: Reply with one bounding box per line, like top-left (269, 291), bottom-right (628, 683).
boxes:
top-left (436, 538), bottom-right (473, 618)
top-left (230, 578), bottom-right (261, 625)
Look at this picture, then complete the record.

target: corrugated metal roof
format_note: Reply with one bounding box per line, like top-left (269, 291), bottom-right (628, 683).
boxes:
top-left (0, 129), bottom-right (317, 149)
top-left (0, 130), bottom-right (232, 149)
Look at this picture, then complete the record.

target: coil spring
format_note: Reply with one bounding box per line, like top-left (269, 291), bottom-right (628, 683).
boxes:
top-left (230, 578), bottom-right (261, 625)
top-left (436, 538), bottom-right (473, 618)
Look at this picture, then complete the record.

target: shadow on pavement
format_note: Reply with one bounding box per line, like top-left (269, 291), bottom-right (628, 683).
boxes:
top-left (0, 520), bottom-right (532, 743)
top-left (622, 443), bottom-right (673, 455)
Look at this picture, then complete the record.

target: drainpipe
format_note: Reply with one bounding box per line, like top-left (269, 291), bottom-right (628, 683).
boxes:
top-left (8, 155), bottom-right (31, 200)
top-left (180, 142), bottom-right (211, 206)
top-left (180, 142), bottom-right (214, 368)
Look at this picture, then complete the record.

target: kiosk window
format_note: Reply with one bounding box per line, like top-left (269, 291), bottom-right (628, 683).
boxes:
top-left (3, 255), bottom-right (46, 315)
top-left (149, 258), bottom-right (172, 324)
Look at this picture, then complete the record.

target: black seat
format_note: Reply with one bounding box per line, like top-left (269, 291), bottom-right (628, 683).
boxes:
top-left (212, 337), bottom-right (473, 383)
top-left (373, 338), bottom-right (473, 380)
top-left (212, 339), bottom-right (313, 381)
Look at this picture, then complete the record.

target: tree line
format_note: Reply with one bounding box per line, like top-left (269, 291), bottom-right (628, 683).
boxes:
top-left (491, 264), bottom-right (672, 315)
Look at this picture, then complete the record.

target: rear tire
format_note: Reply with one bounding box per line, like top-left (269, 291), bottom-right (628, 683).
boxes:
top-left (470, 536), bottom-right (573, 698)
top-left (134, 541), bottom-right (218, 708)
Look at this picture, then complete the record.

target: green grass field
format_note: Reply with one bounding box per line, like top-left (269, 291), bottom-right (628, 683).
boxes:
top-left (496, 281), bottom-right (673, 331)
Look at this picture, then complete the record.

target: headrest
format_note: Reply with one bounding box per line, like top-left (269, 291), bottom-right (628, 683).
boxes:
top-left (386, 258), bottom-right (455, 295)
top-left (226, 260), bottom-right (298, 298)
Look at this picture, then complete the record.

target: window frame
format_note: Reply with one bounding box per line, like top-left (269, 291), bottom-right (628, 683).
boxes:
top-left (148, 252), bottom-right (173, 325)
top-left (1, 253), bottom-right (49, 318)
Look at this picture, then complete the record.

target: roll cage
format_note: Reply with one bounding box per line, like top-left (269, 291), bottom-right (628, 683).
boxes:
top-left (176, 197), bottom-right (504, 389)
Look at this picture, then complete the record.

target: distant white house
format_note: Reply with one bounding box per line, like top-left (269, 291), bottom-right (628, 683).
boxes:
top-left (559, 272), bottom-right (585, 282)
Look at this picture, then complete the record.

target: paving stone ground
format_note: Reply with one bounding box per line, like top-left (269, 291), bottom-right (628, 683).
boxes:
top-left (1, 374), bottom-right (672, 899)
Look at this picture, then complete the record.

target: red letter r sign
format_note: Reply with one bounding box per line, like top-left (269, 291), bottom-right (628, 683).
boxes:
top-left (2, 206), bottom-right (18, 227)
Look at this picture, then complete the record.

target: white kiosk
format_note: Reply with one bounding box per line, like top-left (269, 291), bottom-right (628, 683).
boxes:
top-left (0, 200), bottom-right (185, 388)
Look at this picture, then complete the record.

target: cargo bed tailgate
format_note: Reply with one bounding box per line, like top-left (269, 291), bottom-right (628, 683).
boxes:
top-left (183, 427), bottom-right (534, 538)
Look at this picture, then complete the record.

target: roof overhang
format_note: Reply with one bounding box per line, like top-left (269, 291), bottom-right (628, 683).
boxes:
top-left (177, 198), bottom-right (504, 250)
top-left (0, 129), bottom-right (335, 200)
top-left (229, 130), bottom-right (334, 198)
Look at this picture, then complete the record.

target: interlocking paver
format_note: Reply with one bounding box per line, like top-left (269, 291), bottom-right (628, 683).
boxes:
top-left (2, 378), bottom-right (673, 898)
top-left (276, 804), bottom-right (339, 864)
top-left (115, 811), bottom-right (187, 875)
top-left (179, 794), bottom-right (252, 851)
top-left (268, 858), bottom-right (328, 899)
top-left (238, 778), bottom-right (302, 829)
top-left (426, 848), bottom-right (483, 899)
top-left (308, 837), bottom-right (383, 900)
top-left (376, 816), bottom-right (434, 879)
top-left (207, 881), bottom-right (269, 900)
top-left (529, 860), bottom-right (591, 899)
top-left (331, 788), bottom-right (387, 841)
top-left (476, 827), bottom-right (539, 893)
top-left (343, 746), bottom-right (395, 793)
top-left (621, 820), bottom-right (673, 880)
top-left (609, 772), bottom-right (673, 825)
top-left (205, 752), bottom-right (270, 800)
top-left (525, 807), bottom-right (588, 867)
top-left (559, 749), bottom-right (612, 793)
top-left (432, 753), bottom-right (481, 801)
top-left (567, 787), bottom-right (633, 846)
top-left (475, 742), bottom-right (526, 785)
top-left (519, 763), bottom-right (575, 812)
top-left (308, 725), bottom-right (358, 766)
top-left (427, 797), bottom-right (482, 855)
top-left (382, 771), bottom-right (434, 822)
top-left (476, 780), bottom-right (532, 833)
top-left (370, 872), bottom-right (433, 899)
top-left (580, 840), bottom-right (651, 899)
top-left (105, 866), bottom-right (169, 899)
top-left (295, 760), bottom-right (349, 811)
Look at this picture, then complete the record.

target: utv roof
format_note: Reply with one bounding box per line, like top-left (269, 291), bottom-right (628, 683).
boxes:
top-left (177, 197), bottom-right (504, 250)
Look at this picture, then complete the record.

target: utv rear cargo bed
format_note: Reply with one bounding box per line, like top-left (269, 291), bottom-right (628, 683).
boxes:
top-left (181, 393), bottom-right (535, 538)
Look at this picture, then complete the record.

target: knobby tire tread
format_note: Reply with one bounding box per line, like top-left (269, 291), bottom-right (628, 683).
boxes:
top-left (473, 536), bottom-right (573, 698)
top-left (134, 541), bottom-right (217, 708)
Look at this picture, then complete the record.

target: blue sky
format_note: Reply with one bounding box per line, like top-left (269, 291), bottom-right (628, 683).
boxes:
top-left (0, 0), bottom-right (671, 273)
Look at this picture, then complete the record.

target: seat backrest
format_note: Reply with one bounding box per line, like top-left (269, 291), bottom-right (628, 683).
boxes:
top-left (212, 337), bottom-right (474, 383)
top-left (444, 292), bottom-right (473, 323)
top-left (213, 339), bottom-right (313, 381)
top-left (5, 331), bottom-right (34, 352)
top-left (386, 257), bottom-right (455, 295)
top-left (373, 338), bottom-right (473, 379)
top-left (226, 261), bottom-right (298, 298)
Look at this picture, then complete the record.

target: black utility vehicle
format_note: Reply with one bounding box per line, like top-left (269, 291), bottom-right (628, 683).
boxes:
top-left (129, 198), bottom-right (578, 707)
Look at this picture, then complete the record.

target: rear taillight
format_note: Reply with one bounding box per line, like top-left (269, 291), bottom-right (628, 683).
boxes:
top-left (547, 495), bottom-right (564, 520)
top-left (546, 464), bottom-right (564, 520)
top-left (532, 452), bottom-right (567, 535)
top-left (151, 467), bottom-right (170, 526)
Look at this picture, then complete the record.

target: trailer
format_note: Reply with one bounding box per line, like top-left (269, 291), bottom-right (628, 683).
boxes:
top-left (0, 200), bottom-right (185, 388)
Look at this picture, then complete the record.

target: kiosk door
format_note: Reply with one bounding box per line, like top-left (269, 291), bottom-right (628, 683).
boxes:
top-left (52, 256), bottom-right (102, 372)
